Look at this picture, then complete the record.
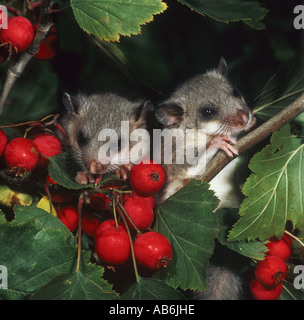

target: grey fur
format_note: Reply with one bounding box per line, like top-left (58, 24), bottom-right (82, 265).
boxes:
top-left (61, 92), bottom-right (153, 177)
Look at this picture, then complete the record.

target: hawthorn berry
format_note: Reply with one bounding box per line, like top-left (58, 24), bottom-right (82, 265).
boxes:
top-left (95, 226), bottom-right (130, 264)
top-left (0, 130), bottom-right (7, 156)
top-left (4, 137), bottom-right (38, 172)
top-left (124, 197), bottom-right (154, 230)
top-left (254, 255), bottom-right (288, 287)
top-left (32, 133), bottom-right (62, 166)
top-left (250, 279), bottom-right (283, 300)
top-left (282, 233), bottom-right (293, 248)
top-left (266, 236), bottom-right (291, 261)
top-left (33, 24), bottom-right (59, 60)
top-left (134, 231), bottom-right (172, 270)
top-left (123, 191), bottom-right (155, 209)
top-left (129, 160), bottom-right (166, 197)
top-left (0, 16), bottom-right (34, 52)
top-left (95, 219), bottom-right (126, 239)
top-left (57, 206), bottom-right (79, 232)
top-left (81, 211), bottom-right (101, 236)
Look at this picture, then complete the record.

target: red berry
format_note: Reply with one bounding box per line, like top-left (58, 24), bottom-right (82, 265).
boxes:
top-left (254, 255), bottom-right (287, 287)
top-left (0, 130), bottom-right (7, 156)
top-left (81, 212), bottom-right (101, 236)
top-left (57, 206), bottom-right (79, 232)
top-left (95, 219), bottom-right (126, 239)
top-left (0, 17), bottom-right (34, 52)
top-left (266, 236), bottom-right (291, 261)
top-left (45, 174), bottom-right (74, 203)
top-left (250, 279), bottom-right (283, 300)
top-left (95, 227), bottom-right (130, 264)
top-left (33, 24), bottom-right (59, 60)
top-left (282, 233), bottom-right (293, 248)
top-left (124, 197), bottom-right (154, 230)
top-left (134, 231), bottom-right (172, 270)
top-left (4, 137), bottom-right (38, 172)
top-left (32, 133), bottom-right (62, 166)
top-left (123, 191), bottom-right (155, 209)
top-left (129, 160), bottom-right (166, 196)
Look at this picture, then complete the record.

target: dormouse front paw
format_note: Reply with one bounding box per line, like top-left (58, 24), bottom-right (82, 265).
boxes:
top-left (115, 163), bottom-right (133, 179)
top-left (76, 171), bottom-right (96, 185)
top-left (208, 134), bottom-right (238, 158)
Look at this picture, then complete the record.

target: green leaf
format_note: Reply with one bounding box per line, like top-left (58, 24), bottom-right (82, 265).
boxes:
top-left (0, 221), bottom-right (79, 299)
top-left (229, 124), bottom-right (304, 242)
top-left (48, 152), bottom-right (93, 189)
top-left (70, 0), bottom-right (167, 42)
top-left (30, 269), bottom-right (117, 300)
top-left (253, 55), bottom-right (304, 123)
top-left (217, 209), bottom-right (267, 260)
top-left (279, 282), bottom-right (304, 300)
top-left (153, 180), bottom-right (220, 291)
top-left (12, 205), bottom-right (69, 234)
top-left (120, 277), bottom-right (185, 300)
top-left (177, 0), bottom-right (267, 29)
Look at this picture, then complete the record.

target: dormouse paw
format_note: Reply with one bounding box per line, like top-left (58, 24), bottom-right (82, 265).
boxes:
top-left (115, 163), bottom-right (133, 180)
top-left (208, 134), bottom-right (238, 158)
top-left (76, 171), bottom-right (96, 185)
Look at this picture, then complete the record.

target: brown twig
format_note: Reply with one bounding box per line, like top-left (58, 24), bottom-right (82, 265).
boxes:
top-left (202, 91), bottom-right (304, 183)
top-left (0, 0), bottom-right (54, 117)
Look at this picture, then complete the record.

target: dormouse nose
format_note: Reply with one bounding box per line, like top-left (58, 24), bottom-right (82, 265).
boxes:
top-left (235, 109), bottom-right (250, 129)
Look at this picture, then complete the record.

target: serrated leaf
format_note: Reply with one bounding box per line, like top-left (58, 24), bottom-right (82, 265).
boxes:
top-left (177, 0), bottom-right (267, 29)
top-left (253, 55), bottom-right (304, 123)
top-left (152, 180), bottom-right (220, 291)
top-left (229, 124), bottom-right (304, 242)
top-left (217, 209), bottom-right (267, 260)
top-left (30, 270), bottom-right (117, 300)
top-left (0, 221), bottom-right (79, 299)
top-left (120, 277), bottom-right (185, 300)
top-left (70, 0), bottom-right (167, 42)
top-left (12, 205), bottom-right (68, 233)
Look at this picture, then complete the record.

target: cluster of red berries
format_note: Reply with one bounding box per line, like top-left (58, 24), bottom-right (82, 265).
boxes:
top-left (250, 234), bottom-right (293, 300)
top-left (47, 156), bottom-right (171, 270)
top-left (0, 14), bottom-right (59, 61)
top-left (92, 161), bottom-right (171, 269)
top-left (1, 125), bottom-right (172, 271)
top-left (0, 129), bottom-right (62, 175)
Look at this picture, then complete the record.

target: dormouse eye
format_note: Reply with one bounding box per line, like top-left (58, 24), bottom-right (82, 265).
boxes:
top-left (77, 130), bottom-right (88, 148)
top-left (199, 106), bottom-right (217, 120)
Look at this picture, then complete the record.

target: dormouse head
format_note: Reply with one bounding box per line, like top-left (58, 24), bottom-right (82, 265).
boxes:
top-left (155, 58), bottom-right (255, 138)
top-left (61, 92), bottom-right (153, 173)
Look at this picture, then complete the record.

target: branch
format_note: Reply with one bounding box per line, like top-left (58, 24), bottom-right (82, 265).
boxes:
top-left (0, 0), bottom-right (54, 117)
top-left (202, 91), bottom-right (304, 183)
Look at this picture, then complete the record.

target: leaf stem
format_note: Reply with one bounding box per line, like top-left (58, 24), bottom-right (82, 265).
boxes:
top-left (75, 195), bottom-right (84, 273)
top-left (284, 230), bottom-right (304, 248)
top-left (116, 203), bottom-right (140, 283)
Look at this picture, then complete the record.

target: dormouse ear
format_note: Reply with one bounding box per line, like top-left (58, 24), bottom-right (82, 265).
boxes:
top-left (155, 104), bottom-right (184, 127)
top-left (133, 100), bottom-right (155, 128)
top-left (62, 92), bottom-right (79, 114)
top-left (218, 57), bottom-right (228, 78)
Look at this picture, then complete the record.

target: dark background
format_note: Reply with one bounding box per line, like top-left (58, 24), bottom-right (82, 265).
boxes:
top-left (0, 0), bottom-right (303, 123)
top-left (53, 0), bottom-right (303, 107)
